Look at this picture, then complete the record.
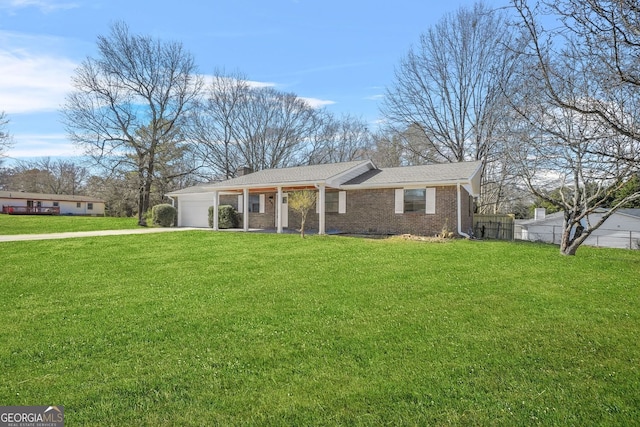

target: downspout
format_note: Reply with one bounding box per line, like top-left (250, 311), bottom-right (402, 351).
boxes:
top-left (457, 183), bottom-right (470, 238)
top-left (167, 196), bottom-right (177, 227)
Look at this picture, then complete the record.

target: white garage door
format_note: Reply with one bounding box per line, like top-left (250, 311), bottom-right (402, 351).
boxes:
top-left (179, 198), bottom-right (210, 228)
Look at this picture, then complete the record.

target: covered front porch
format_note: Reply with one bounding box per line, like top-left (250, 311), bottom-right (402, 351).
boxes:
top-left (211, 184), bottom-right (332, 235)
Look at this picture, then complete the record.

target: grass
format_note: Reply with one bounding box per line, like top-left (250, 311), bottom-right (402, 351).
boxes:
top-left (0, 214), bottom-right (140, 234)
top-left (1, 231), bottom-right (639, 425)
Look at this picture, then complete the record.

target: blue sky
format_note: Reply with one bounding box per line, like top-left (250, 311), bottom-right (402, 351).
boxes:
top-left (1, 0), bottom-right (504, 161)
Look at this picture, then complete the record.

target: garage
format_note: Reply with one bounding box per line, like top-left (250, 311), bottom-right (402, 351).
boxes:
top-left (177, 195), bottom-right (211, 228)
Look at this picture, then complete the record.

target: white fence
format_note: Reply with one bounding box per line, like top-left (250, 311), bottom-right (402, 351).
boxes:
top-left (516, 225), bottom-right (640, 249)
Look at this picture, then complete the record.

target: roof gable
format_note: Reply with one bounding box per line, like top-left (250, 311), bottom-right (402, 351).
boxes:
top-left (344, 162), bottom-right (481, 185)
top-left (217, 160), bottom-right (373, 188)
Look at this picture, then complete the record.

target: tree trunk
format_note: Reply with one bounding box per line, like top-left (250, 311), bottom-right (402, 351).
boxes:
top-left (559, 222), bottom-right (585, 256)
top-left (137, 187), bottom-right (148, 226)
top-left (137, 171), bottom-right (152, 227)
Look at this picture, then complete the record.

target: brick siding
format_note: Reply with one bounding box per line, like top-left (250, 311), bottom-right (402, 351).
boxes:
top-left (220, 186), bottom-right (473, 236)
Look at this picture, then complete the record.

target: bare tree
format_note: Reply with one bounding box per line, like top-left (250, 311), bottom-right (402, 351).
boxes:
top-left (0, 111), bottom-right (12, 157)
top-left (514, 0), bottom-right (640, 158)
top-left (190, 75), bottom-right (323, 176)
top-left (511, 0), bottom-right (640, 255)
top-left (381, 2), bottom-right (523, 212)
top-left (509, 105), bottom-right (639, 254)
top-left (6, 158), bottom-right (89, 194)
top-left (188, 70), bottom-right (248, 179)
top-left (305, 113), bottom-right (372, 165)
top-left (63, 21), bottom-right (203, 225)
top-left (288, 190), bottom-right (317, 238)
top-left (233, 87), bottom-right (318, 171)
top-left (85, 173), bottom-right (138, 217)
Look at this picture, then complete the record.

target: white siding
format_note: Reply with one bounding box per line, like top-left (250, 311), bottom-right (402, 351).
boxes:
top-left (0, 197), bottom-right (105, 215)
top-left (518, 211), bottom-right (640, 249)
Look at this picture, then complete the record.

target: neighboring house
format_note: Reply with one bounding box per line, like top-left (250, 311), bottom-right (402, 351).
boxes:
top-left (515, 208), bottom-right (640, 249)
top-left (166, 160), bottom-right (483, 236)
top-left (0, 191), bottom-right (105, 216)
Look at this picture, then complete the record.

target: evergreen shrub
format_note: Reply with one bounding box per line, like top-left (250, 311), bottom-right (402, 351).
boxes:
top-left (209, 205), bottom-right (239, 229)
top-left (152, 204), bottom-right (176, 227)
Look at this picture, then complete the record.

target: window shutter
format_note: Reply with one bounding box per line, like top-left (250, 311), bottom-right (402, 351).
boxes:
top-left (338, 191), bottom-right (347, 214)
top-left (395, 189), bottom-right (404, 214)
top-left (237, 195), bottom-right (243, 213)
top-left (259, 194), bottom-right (265, 213)
top-left (425, 188), bottom-right (436, 214)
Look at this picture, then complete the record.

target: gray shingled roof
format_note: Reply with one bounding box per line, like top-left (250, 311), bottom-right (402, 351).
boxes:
top-left (167, 160), bottom-right (483, 196)
top-left (343, 161), bottom-right (482, 186)
top-left (213, 160), bottom-right (371, 187)
top-left (168, 160), bottom-right (372, 194)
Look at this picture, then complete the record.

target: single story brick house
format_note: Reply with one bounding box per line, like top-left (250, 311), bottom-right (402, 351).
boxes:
top-left (166, 160), bottom-right (483, 236)
top-left (0, 191), bottom-right (105, 216)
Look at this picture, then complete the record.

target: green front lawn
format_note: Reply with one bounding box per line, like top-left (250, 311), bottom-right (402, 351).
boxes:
top-left (0, 214), bottom-right (139, 234)
top-left (1, 233), bottom-right (639, 425)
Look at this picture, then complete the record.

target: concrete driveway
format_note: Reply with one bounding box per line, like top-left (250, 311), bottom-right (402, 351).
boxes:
top-left (0, 227), bottom-right (200, 242)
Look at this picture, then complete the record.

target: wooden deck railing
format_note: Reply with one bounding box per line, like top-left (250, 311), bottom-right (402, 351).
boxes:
top-left (1, 206), bottom-right (61, 215)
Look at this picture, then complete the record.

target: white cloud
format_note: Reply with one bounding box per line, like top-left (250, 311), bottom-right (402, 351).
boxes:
top-left (0, 0), bottom-right (79, 12)
top-left (6, 133), bottom-right (78, 158)
top-left (0, 32), bottom-right (77, 114)
top-left (198, 73), bottom-right (334, 109)
top-left (246, 80), bottom-right (276, 89)
top-left (301, 97), bottom-right (335, 108)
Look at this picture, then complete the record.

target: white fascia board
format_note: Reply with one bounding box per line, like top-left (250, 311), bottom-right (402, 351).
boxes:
top-left (339, 179), bottom-right (473, 191)
top-left (462, 183), bottom-right (475, 196)
top-left (210, 178), bottom-right (348, 193)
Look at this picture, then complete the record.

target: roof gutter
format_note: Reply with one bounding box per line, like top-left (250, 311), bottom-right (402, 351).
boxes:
top-left (457, 183), bottom-right (471, 238)
top-left (339, 179), bottom-right (475, 192)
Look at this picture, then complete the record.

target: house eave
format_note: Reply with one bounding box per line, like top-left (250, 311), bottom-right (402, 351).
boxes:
top-left (340, 179), bottom-right (478, 195)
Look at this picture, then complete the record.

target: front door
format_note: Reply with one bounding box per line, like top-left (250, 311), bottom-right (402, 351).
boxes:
top-left (280, 194), bottom-right (288, 228)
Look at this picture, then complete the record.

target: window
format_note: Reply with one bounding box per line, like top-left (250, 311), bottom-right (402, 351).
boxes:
top-left (325, 192), bottom-right (339, 213)
top-left (248, 195), bottom-right (260, 213)
top-left (77, 202), bottom-right (81, 208)
top-left (404, 189), bottom-right (426, 213)
top-left (395, 188), bottom-right (436, 214)
top-left (53, 202), bottom-right (59, 207)
top-left (240, 194), bottom-right (265, 213)
top-left (317, 191), bottom-right (346, 214)
top-left (87, 203), bottom-right (93, 210)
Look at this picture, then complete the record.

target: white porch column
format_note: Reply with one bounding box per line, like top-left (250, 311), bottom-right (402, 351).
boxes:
top-left (276, 186), bottom-right (283, 234)
top-left (243, 188), bottom-right (249, 231)
top-left (318, 184), bottom-right (326, 235)
top-left (212, 191), bottom-right (219, 230)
